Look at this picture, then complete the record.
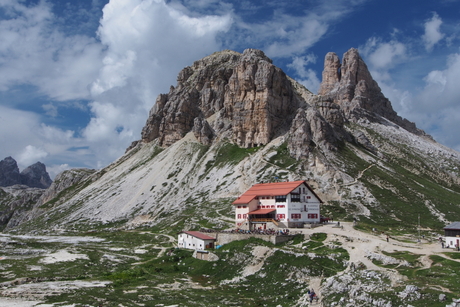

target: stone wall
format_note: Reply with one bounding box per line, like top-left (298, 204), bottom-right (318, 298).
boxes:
top-left (202, 232), bottom-right (307, 246)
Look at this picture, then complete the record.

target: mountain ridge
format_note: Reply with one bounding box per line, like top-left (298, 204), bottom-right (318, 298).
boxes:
top-left (1, 48), bottom-right (460, 233)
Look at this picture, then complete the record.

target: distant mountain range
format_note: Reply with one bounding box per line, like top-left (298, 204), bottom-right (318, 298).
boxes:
top-left (0, 156), bottom-right (52, 189)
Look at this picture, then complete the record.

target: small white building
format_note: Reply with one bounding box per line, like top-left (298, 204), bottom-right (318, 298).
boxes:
top-left (444, 222), bottom-right (460, 248)
top-left (178, 231), bottom-right (216, 250)
top-left (233, 180), bottom-right (323, 229)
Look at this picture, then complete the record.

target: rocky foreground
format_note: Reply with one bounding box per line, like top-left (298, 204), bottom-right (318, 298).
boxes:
top-left (1, 222), bottom-right (460, 306)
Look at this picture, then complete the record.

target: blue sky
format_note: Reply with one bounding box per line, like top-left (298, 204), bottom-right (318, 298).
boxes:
top-left (0, 0), bottom-right (459, 178)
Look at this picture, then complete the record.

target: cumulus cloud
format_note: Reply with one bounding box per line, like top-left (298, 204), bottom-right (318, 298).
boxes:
top-left (287, 54), bottom-right (321, 93)
top-left (0, 1), bottom-right (103, 101)
top-left (0, 105), bottom-right (77, 177)
top-left (422, 12), bottom-right (444, 52)
top-left (17, 145), bottom-right (48, 167)
top-left (78, 0), bottom-right (233, 167)
top-left (360, 37), bottom-right (407, 72)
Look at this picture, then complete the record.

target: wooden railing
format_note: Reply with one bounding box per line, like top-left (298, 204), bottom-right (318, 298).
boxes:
top-left (250, 218), bottom-right (279, 226)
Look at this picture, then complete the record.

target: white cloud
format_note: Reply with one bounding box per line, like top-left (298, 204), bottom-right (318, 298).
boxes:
top-left (384, 53), bottom-right (460, 151)
top-left (17, 145), bottom-right (48, 167)
top-left (0, 0), bottom-right (233, 174)
top-left (422, 12), bottom-right (444, 52)
top-left (360, 37), bottom-right (407, 71)
top-left (0, 1), bottom-right (103, 101)
top-left (287, 55), bottom-right (320, 93)
top-left (262, 13), bottom-right (329, 58)
top-left (0, 106), bottom-right (43, 157)
top-left (418, 53), bottom-right (460, 110)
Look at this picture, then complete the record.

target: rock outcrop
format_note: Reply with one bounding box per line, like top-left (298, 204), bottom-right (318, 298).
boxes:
top-left (318, 48), bottom-right (428, 137)
top-left (20, 162), bottom-right (52, 189)
top-left (140, 49), bottom-right (341, 159)
top-left (139, 48), bottom-right (431, 162)
top-left (0, 185), bottom-right (45, 230)
top-left (0, 157), bottom-right (52, 189)
top-left (0, 157), bottom-right (21, 187)
top-left (0, 168), bottom-right (96, 230)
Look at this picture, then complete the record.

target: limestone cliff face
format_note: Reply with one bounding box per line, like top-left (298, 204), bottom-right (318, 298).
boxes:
top-left (137, 47), bottom-right (435, 164)
top-left (318, 48), bottom-right (428, 137)
top-left (141, 49), bottom-right (302, 148)
top-left (140, 49), bottom-right (340, 159)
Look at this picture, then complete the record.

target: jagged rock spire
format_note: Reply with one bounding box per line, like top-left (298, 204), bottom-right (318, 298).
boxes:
top-left (318, 48), bottom-right (427, 137)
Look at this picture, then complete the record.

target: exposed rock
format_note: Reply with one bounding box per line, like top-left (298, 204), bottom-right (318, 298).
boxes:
top-left (0, 157), bottom-right (52, 189)
top-left (0, 157), bottom-right (21, 187)
top-left (318, 52), bottom-right (341, 95)
top-left (20, 162), bottom-right (52, 189)
top-left (0, 168), bottom-right (95, 230)
top-left (0, 185), bottom-right (45, 229)
top-left (318, 48), bottom-right (429, 138)
top-left (288, 109), bottom-right (314, 160)
top-left (141, 50), bottom-right (240, 146)
top-left (192, 117), bottom-right (214, 146)
top-left (141, 49), bottom-right (302, 149)
top-left (36, 168), bottom-right (96, 207)
top-left (354, 130), bottom-right (378, 153)
top-left (224, 49), bottom-right (299, 148)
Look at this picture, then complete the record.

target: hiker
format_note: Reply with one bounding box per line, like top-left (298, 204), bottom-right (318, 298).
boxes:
top-left (309, 289), bottom-right (316, 303)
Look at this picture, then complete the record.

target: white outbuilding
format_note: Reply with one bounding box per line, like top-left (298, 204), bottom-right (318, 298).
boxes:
top-left (178, 231), bottom-right (216, 250)
top-left (444, 221), bottom-right (460, 249)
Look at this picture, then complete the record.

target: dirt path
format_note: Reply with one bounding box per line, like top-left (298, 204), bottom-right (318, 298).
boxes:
top-left (296, 222), bottom-right (447, 306)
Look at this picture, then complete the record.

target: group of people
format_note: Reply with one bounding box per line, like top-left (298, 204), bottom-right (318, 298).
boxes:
top-left (200, 227), bottom-right (292, 236)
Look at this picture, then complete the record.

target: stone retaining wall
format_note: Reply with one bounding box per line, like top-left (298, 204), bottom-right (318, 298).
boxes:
top-left (202, 232), bottom-right (309, 246)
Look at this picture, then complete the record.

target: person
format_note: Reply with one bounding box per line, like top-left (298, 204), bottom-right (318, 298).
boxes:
top-left (386, 236), bottom-right (389, 242)
top-left (441, 242), bottom-right (444, 248)
top-left (309, 289), bottom-right (316, 303)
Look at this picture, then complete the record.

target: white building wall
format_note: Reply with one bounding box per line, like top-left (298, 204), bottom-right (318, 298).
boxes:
top-left (178, 233), bottom-right (214, 250)
top-left (234, 182), bottom-right (322, 227)
top-left (444, 236), bottom-right (460, 248)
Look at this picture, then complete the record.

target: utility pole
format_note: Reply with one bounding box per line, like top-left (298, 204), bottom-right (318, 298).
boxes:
top-left (418, 214), bottom-right (421, 243)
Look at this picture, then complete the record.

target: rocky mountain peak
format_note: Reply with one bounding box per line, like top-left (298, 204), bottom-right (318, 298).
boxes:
top-left (137, 47), bottom-right (431, 161)
top-left (0, 156), bottom-right (21, 187)
top-left (140, 48), bottom-right (302, 150)
top-left (0, 157), bottom-right (52, 189)
top-left (318, 48), bottom-right (428, 137)
top-left (20, 162), bottom-right (53, 189)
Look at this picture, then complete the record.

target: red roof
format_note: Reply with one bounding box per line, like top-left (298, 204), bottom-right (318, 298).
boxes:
top-left (232, 180), bottom-right (322, 205)
top-left (181, 231), bottom-right (215, 241)
top-left (248, 209), bottom-right (276, 215)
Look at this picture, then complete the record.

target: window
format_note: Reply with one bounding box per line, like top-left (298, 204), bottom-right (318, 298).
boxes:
top-left (243, 214), bottom-right (247, 219)
top-left (308, 214), bottom-right (318, 219)
top-left (275, 195), bottom-right (287, 202)
top-left (237, 214), bottom-right (241, 219)
top-left (291, 213), bottom-right (301, 219)
top-left (271, 205), bottom-right (275, 208)
top-left (277, 205), bottom-right (285, 208)
top-left (277, 214), bottom-right (285, 219)
top-left (307, 196), bottom-right (311, 199)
